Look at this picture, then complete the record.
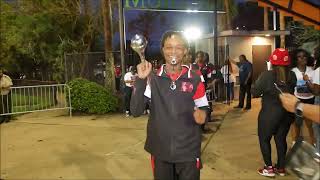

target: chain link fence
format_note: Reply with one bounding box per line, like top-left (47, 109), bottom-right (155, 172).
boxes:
top-left (64, 51), bottom-right (143, 87)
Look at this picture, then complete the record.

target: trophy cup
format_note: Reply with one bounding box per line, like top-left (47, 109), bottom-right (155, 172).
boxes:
top-left (130, 34), bottom-right (148, 63)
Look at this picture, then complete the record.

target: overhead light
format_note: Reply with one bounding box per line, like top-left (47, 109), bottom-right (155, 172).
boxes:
top-left (186, 9), bottom-right (198, 13)
top-left (183, 27), bottom-right (202, 41)
top-left (253, 36), bottom-right (267, 45)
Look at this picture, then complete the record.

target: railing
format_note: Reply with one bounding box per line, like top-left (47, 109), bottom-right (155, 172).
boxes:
top-left (0, 84), bottom-right (72, 117)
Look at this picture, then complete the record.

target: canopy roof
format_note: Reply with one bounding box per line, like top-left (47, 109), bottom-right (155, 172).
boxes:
top-left (256, 0), bottom-right (320, 30)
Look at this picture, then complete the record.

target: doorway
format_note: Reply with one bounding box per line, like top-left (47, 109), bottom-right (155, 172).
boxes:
top-left (252, 45), bottom-right (272, 82)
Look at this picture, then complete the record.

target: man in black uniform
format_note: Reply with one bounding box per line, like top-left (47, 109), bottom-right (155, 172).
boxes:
top-left (130, 31), bottom-right (209, 180)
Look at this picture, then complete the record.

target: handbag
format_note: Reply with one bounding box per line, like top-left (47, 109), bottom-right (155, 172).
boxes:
top-left (285, 116), bottom-right (320, 180)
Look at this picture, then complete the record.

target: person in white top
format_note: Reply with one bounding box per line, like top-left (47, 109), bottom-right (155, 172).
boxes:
top-left (124, 66), bottom-right (137, 117)
top-left (221, 60), bottom-right (236, 103)
top-left (304, 45), bottom-right (320, 153)
top-left (290, 49), bottom-right (315, 146)
top-left (0, 68), bottom-right (13, 123)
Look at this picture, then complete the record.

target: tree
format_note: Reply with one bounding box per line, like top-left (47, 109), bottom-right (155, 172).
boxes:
top-left (127, 11), bottom-right (167, 46)
top-left (287, 21), bottom-right (320, 48)
top-left (102, 0), bottom-right (116, 92)
top-left (0, 0), bottom-right (102, 81)
top-left (223, 0), bottom-right (238, 30)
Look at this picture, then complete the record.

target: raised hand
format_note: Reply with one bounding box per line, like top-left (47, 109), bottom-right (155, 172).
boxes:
top-left (137, 61), bottom-right (152, 79)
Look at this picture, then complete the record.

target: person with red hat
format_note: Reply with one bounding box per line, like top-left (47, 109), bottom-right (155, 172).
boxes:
top-left (252, 48), bottom-right (297, 177)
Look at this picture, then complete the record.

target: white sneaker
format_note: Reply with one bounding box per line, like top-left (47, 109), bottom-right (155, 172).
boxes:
top-left (125, 111), bottom-right (130, 117)
top-left (258, 166), bottom-right (275, 177)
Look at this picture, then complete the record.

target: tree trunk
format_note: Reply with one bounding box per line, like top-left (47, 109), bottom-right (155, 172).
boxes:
top-left (102, 0), bottom-right (116, 92)
top-left (83, 0), bottom-right (91, 15)
top-left (280, 11), bottom-right (285, 48)
top-left (224, 0), bottom-right (231, 30)
top-left (264, 7), bottom-right (269, 30)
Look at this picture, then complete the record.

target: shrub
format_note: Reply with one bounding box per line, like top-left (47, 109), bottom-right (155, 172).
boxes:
top-left (67, 78), bottom-right (118, 114)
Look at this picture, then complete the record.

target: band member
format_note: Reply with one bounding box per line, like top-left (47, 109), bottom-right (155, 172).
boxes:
top-left (130, 31), bottom-right (208, 180)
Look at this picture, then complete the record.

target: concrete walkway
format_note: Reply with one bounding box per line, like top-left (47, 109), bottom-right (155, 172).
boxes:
top-left (201, 100), bottom-right (295, 179)
top-left (0, 99), bottom-right (297, 179)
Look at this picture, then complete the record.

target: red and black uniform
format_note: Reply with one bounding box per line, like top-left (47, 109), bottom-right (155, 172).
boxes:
top-left (130, 64), bottom-right (208, 180)
top-left (114, 66), bottom-right (121, 91)
top-left (191, 63), bottom-right (212, 87)
top-left (192, 63), bottom-right (213, 127)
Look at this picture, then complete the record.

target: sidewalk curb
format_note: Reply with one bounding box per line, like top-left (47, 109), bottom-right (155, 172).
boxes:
top-left (201, 105), bottom-right (232, 154)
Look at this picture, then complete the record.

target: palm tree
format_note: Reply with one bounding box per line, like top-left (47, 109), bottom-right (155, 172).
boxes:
top-left (102, 0), bottom-right (116, 92)
top-left (223, 0), bottom-right (238, 30)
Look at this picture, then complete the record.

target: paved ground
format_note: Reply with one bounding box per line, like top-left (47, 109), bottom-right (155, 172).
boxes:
top-left (0, 99), bottom-right (300, 179)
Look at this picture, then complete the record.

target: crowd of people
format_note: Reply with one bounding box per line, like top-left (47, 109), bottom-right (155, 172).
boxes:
top-left (249, 47), bottom-right (319, 178)
top-left (1, 30), bottom-right (319, 179)
top-left (126, 30), bottom-right (319, 180)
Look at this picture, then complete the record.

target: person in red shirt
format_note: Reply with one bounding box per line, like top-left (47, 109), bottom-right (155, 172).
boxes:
top-left (114, 65), bottom-right (121, 91)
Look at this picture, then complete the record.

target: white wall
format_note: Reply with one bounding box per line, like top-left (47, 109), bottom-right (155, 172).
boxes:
top-left (195, 38), bottom-right (215, 64)
top-left (227, 36), bottom-right (274, 62)
top-left (196, 36), bottom-right (274, 64)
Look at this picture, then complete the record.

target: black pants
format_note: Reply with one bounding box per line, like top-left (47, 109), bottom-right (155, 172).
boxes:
top-left (115, 77), bottom-right (121, 91)
top-left (153, 158), bottom-right (200, 180)
top-left (258, 108), bottom-right (292, 168)
top-left (124, 86), bottom-right (132, 112)
top-left (0, 92), bottom-right (12, 123)
top-left (238, 83), bottom-right (251, 108)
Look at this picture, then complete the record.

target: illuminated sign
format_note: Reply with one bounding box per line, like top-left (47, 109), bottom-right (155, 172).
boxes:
top-left (124, 0), bottom-right (224, 11)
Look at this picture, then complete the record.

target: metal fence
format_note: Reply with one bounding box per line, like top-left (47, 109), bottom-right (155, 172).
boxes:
top-left (64, 51), bottom-right (145, 86)
top-left (0, 84), bottom-right (72, 117)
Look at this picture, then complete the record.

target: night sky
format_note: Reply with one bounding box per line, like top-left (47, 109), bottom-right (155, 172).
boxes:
top-left (121, 0), bottom-right (319, 55)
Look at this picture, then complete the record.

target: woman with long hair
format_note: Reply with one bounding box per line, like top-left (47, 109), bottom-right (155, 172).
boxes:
top-left (290, 49), bottom-right (315, 146)
top-left (252, 48), bottom-right (297, 177)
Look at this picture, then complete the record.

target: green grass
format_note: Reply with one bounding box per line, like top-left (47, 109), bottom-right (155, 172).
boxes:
top-left (11, 92), bottom-right (56, 112)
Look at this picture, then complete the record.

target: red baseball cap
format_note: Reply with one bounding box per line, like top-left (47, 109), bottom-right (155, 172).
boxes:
top-left (269, 48), bottom-right (291, 66)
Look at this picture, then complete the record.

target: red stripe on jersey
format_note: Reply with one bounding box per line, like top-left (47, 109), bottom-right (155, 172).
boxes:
top-left (151, 155), bottom-right (155, 175)
top-left (156, 66), bottom-right (163, 76)
top-left (192, 82), bottom-right (206, 100)
top-left (167, 67), bottom-right (188, 81)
